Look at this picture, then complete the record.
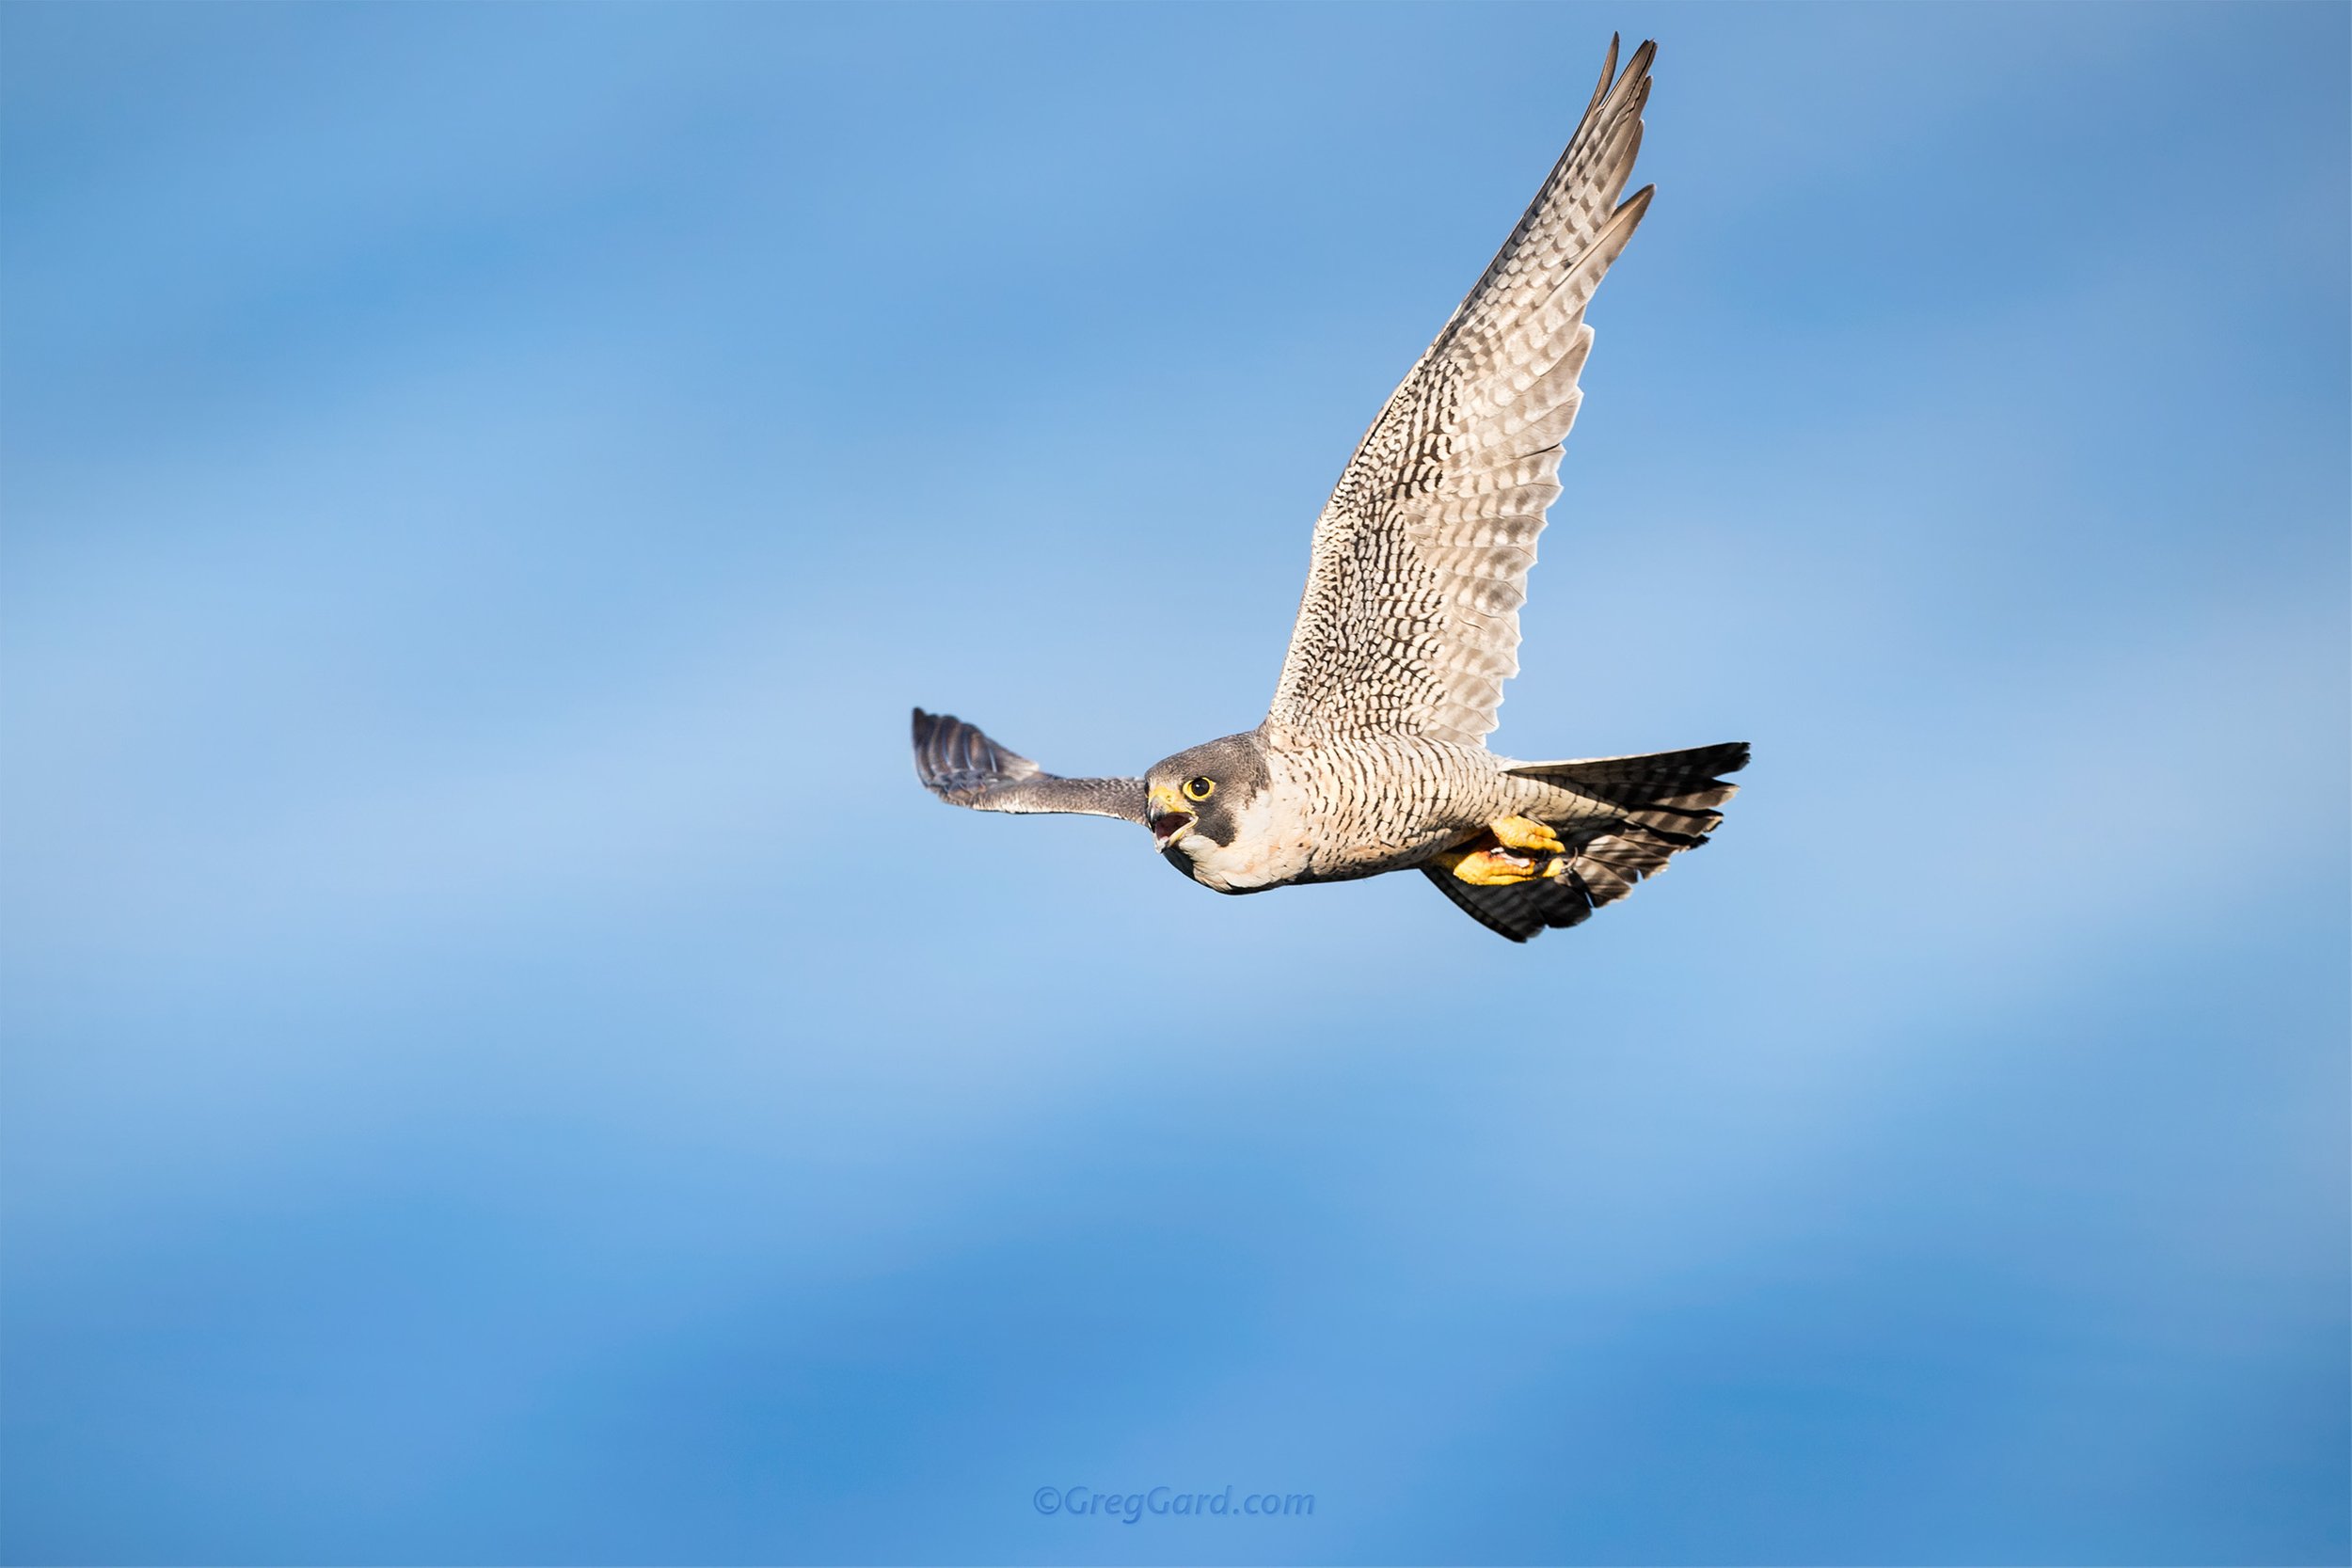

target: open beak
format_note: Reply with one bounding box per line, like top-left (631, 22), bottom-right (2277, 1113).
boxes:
top-left (1147, 784), bottom-right (1195, 851)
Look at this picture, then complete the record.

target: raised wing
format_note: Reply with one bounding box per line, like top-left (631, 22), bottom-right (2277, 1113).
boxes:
top-left (1264, 37), bottom-right (1655, 750)
top-left (911, 709), bottom-right (1146, 822)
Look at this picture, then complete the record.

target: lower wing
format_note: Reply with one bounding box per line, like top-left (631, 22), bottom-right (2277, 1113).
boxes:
top-left (910, 709), bottom-right (1147, 823)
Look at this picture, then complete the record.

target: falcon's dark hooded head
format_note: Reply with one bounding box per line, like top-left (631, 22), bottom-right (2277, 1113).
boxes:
top-left (1142, 730), bottom-right (1273, 885)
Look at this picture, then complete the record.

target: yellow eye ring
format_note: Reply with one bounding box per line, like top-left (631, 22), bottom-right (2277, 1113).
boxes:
top-left (1183, 776), bottom-right (1216, 802)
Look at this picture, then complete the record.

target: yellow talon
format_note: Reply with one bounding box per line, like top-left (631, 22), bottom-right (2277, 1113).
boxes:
top-left (1450, 847), bottom-right (1538, 886)
top-left (1490, 815), bottom-right (1565, 855)
top-left (1432, 818), bottom-right (1574, 886)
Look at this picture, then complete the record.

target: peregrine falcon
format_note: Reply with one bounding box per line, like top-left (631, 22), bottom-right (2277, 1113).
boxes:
top-left (912, 37), bottom-right (1746, 942)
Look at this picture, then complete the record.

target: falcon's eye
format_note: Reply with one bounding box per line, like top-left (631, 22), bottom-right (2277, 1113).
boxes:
top-left (1183, 776), bottom-right (1216, 802)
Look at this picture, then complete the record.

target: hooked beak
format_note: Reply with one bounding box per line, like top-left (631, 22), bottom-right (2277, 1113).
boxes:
top-left (1146, 784), bottom-right (1195, 851)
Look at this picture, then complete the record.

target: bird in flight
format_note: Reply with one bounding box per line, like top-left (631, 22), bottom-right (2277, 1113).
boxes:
top-left (913, 37), bottom-right (1745, 942)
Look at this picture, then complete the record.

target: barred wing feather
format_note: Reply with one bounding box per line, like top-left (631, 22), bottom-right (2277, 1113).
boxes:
top-left (1264, 38), bottom-right (1656, 750)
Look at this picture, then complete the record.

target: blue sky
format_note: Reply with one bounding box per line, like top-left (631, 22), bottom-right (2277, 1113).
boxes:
top-left (2, 3), bottom-right (2345, 1562)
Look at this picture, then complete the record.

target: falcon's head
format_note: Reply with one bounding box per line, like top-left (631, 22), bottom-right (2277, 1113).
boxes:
top-left (1142, 730), bottom-right (1274, 888)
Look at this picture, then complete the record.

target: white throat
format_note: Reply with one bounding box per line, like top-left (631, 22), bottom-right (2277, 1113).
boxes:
top-left (1172, 787), bottom-right (1308, 893)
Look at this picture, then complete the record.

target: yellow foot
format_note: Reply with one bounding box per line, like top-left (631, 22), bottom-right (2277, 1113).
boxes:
top-left (1442, 847), bottom-right (1536, 885)
top-left (1489, 815), bottom-right (1565, 855)
top-left (1432, 819), bottom-right (1571, 886)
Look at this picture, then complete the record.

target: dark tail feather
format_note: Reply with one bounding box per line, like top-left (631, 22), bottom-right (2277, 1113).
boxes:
top-left (1506, 740), bottom-right (1749, 807)
top-left (1428, 740), bottom-right (1750, 942)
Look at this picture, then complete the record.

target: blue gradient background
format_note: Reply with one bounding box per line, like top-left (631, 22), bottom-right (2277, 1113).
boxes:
top-left (3, 4), bottom-right (2345, 1563)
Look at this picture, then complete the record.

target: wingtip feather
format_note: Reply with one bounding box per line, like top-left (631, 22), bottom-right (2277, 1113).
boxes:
top-left (1585, 34), bottom-right (1621, 120)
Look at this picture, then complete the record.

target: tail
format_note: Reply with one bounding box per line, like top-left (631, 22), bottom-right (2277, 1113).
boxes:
top-left (1423, 741), bottom-right (1750, 942)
